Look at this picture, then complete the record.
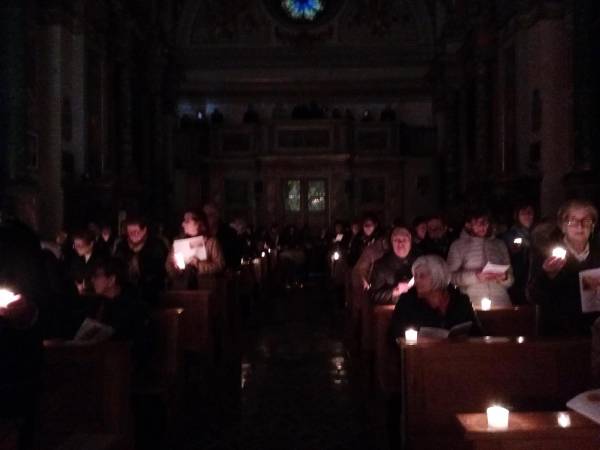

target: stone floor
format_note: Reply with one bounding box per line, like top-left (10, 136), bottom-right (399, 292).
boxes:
top-left (176, 280), bottom-right (377, 450)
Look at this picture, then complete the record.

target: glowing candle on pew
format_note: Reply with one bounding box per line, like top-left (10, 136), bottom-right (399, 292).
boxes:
top-left (517, 336), bottom-right (525, 344)
top-left (481, 297), bottom-right (492, 311)
top-left (332, 251), bottom-right (340, 261)
top-left (487, 405), bottom-right (509, 429)
top-left (261, 251), bottom-right (266, 258)
top-left (513, 237), bottom-right (523, 245)
top-left (0, 289), bottom-right (20, 308)
top-left (405, 328), bottom-right (418, 344)
top-left (174, 252), bottom-right (186, 270)
top-left (557, 412), bottom-right (571, 428)
top-left (552, 246), bottom-right (567, 259)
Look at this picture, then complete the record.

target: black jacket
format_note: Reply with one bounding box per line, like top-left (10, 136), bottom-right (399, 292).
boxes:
top-left (369, 251), bottom-right (416, 305)
top-left (389, 285), bottom-right (482, 343)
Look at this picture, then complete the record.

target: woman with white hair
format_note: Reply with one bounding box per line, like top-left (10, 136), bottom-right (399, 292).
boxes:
top-left (389, 255), bottom-right (481, 342)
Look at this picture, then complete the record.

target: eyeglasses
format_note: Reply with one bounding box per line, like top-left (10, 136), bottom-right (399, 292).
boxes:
top-left (566, 218), bottom-right (595, 228)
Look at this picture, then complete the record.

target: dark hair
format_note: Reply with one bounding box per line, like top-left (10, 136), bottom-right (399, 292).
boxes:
top-left (72, 229), bottom-right (96, 244)
top-left (464, 206), bottom-right (492, 223)
top-left (412, 215), bottom-right (428, 228)
top-left (362, 212), bottom-right (379, 225)
top-left (93, 257), bottom-right (128, 287)
top-left (125, 216), bottom-right (147, 229)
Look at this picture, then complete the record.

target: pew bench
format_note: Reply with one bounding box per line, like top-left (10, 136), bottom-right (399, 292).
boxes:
top-left (399, 337), bottom-right (591, 450)
top-left (476, 305), bottom-right (538, 337)
top-left (457, 411), bottom-right (600, 450)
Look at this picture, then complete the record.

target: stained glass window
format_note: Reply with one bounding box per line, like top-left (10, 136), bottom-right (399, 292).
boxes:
top-left (308, 180), bottom-right (326, 212)
top-left (284, 180), bottom-right (301, 211)
top-left (281, 0), bottom-right (324, 21)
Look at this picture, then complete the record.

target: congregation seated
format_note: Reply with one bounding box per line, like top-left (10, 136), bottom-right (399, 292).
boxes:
top-left (528, 199), bottom-right (600, 336)
top-left (369, 226), bottom-right (417, 305)
top-left (166, 209), bottom-right (225, 290)
top-left (389, 255), bottom-right (482, 343)
top-left (446, 207), bottom-right (514, 308)
top-left (114, 217), bottom-right (168, 305)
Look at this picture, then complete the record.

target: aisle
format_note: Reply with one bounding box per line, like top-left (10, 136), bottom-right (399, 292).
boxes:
top-left (179, 281), bottom-right (376, 450)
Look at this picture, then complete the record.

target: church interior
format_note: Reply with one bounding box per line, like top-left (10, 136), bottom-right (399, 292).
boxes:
top-left (2, 0), bottom-right (600, 449)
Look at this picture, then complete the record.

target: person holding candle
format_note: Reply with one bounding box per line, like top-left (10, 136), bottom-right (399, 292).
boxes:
top-left (369, 227), bottom-right (418, 305)
top-left (500, 202), bottom-right (536, 304)
top-left (446, 207), bottom-right (514, 308)
top-left (166, 209), bottom-right (225, 289)
top-left (389, 255), bottom-right (481, 343)
top-left (528, 199), bottom-right (600, 336)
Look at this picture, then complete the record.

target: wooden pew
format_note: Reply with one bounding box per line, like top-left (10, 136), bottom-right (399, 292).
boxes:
top-left (400, 338), bottom-right (591, 450)
top-left (373, 304), bottom-right (400, 395)
top-left (159, 289), bottom-right (217, 357)
top-left (40, 341), bottom-right (133, 450)
top-left (476, 305), bottom-right (538, 337)
top-left (457, 410), bottom-right (600, 450)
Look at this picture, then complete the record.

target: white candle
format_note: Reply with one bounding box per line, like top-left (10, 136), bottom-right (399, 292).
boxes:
top-left (557, 412), bottom-right (571, 428)
top-left (481, 297), bottom-right (492, 311)
top-left (405, 328), bottom-right (418, 344)
top-left (174, 252), bottom-right (186, 270)
top-left (552, 246), bottom-right (567, 259)
top-left (487, 405), bottom-right (509, 429)
top-left (513, 237), bottom-right (523, 245)
top-left (517, 336), bottom-right (525, 344)
top-left (332, 251), bottom-right (340, 261)
top-left (0, 289), bottom-right (20, 308)
top-left (261, 251), bottom-right (266, 258)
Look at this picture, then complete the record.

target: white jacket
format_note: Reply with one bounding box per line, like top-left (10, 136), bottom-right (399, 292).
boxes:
top-left (446, 230), bottom-right (514, 307)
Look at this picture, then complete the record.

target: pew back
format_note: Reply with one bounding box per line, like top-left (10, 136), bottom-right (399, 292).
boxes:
top-left (401, 338), bottom-right (591, 448)
top-left (477, 305), bottom-right (538, 337)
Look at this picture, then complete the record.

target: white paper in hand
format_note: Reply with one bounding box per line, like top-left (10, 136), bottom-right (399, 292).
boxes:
top-left (482, 262), bottom-right (510, 275)
top-left (334, 233), bottom-right (344, 243)
top-left (173, 236), bottom-right (207, 262)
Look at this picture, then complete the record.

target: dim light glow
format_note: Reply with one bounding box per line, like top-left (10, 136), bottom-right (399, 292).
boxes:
top-left (517, 336), bottom-right (525, 344)
top-left (481, 297), bottom-right (492, 311)
top-left (552, 246), bottom-right (567, 259)
top-left (332, 251), bottom-right (340, 261)
top-left (0, 289), bottom-right (20, 308)
top-left (557, 412), bottom-right (571, 428)
top-left (487, 405), bottom-right (509, 429)
top-left (261, 251), bottom-right (266, 258)
top-left (405, 328), bottom-right (418, 344)
top-left (513, 237), bottom-right (523, 245)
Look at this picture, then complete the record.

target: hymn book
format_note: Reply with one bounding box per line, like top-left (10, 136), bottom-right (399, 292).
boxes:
top-left (567, 389), bottom-right (600, 425)
top-left (173, 236), bottom-right (208, 262)
top-left (481, 262), bottom-right (510, 275)
top-left (418, 321), bottom-right (473, 339)
top-left (73, 318), bottom-right (115, 343)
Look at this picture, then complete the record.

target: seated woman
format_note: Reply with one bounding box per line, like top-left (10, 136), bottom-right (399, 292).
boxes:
top-left (389, 255), bottom-right (482, 343)
top-left (528, 199), bottom-right (600, 336)
top-left (166, 209), bottom-right (225, 289)
top-left (447, 208), bottom-right (514, 308)
top-left (369, 227), bottom-right (417, 305)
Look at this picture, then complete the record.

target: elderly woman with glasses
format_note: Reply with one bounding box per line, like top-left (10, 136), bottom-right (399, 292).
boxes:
top-left (528, 199), bottom-right (600, 336)
top-left (389, 255), bottom-right (482, 343)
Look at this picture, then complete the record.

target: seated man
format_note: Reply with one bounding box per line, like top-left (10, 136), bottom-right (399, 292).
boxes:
top-left (369, 227), bottom-right (417, 305)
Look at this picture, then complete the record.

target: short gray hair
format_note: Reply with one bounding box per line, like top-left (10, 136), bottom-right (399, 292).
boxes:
top-left (411, 255), bottom-right (451, 291)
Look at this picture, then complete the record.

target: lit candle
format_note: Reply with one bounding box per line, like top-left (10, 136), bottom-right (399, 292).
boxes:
top-left (481, 297), bottom-right (492, 311)
top-left (513, 237), bottom-right (523, 245)
top-left (174, 253), bottom-right (186, 270)
top-left (557, 412), bottom-right (571, 428)
top-left (405, 328), bottom-right (418, 344)
top-left (268, 248), bottom-right (272, 254)
top-left (552, 246), bottom-right (567, 259)
top-left (332, 251), bottom-right (340, 261)
top-left (517, 336), bottom-right (525, 344)
top-left (0, 289), bottom-right (20, 308)
top-left (487, 405), bottom-right (509, 429)
top-left (261, 251), bottom-right (266, 258)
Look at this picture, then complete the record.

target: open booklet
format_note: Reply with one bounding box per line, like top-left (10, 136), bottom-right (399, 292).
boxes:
top-left (481, 262), bottom-right (510, 275)
top-left (566, 389), bottom-right (600, 424)
top-left (73, 318), bottom-right (115, 343)
top-left (418, 321), bottom-right (473, 339)
top-left (579, 267), bottom-right (600, 313)
top-left (173, 236), bottom-right (207, 262)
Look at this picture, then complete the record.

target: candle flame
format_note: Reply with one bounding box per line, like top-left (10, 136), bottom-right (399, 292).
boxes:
top-left (0, 289), bottom-right (20, 308)
top-left (552, 246), bottom-right (567, 259)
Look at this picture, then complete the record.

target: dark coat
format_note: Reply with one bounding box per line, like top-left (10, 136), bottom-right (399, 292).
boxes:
top-left (369, 251), bottom-right (416, 305)
top-left (500, 225), bottom-right (532, 305)
top-left (528, 240), bottom-right (600, 336)
top-left (389, 285), bottom-right (482, 343)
